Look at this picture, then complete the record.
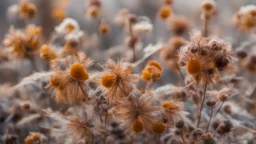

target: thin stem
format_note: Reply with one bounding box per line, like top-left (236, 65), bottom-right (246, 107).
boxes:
top-left (104, 99), bottom-right (109, 144)
top-left (175, 62), bottom-right (185, 80)
top-left (205, 106), bottom-right (213, 133)
top-left (78, 82), bottom-right (89, 103)
top-left (197, 82), bottom-right (207, 128)
top-left (130, 134), bottom-right (134, 144)
top-left (214, 101), bottom-right (224, 118)
top-left (156, 134), bottom-right (161, 144)
top-left (180, 130), bottom-right (187, 144)
top-left (203, 18), bottom-right (208, 37)
top-left (128, 21), bottom-right (136, 62)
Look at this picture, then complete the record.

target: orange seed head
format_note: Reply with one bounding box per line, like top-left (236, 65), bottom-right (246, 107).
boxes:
top-left (70, 63), bottom-right (89, 81)
top-left (101, 74), bottom-right (116, 88)
top-left (152, 122), bottom-right (166, 134)
top-left (187, 58), bottom-right (202, 75)
top-left (132, 119), bottom-right (144, 133)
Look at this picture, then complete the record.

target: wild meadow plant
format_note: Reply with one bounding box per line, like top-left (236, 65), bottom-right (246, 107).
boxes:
top-left (0, 0), bottom-right (256, 144)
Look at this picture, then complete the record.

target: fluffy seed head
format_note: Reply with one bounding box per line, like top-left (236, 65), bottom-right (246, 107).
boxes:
top-left (187, 58), bottom-right (202, 75)
top-left (101, 74), bottom-right (116, 88)
top-left (152, 122), bottom-right (166, 134)
top-left (132, 119), bottom-right (144, 133)
top-left (70, 63), bottom-right (89, 81)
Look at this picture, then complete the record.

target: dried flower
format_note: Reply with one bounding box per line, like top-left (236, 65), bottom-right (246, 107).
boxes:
top-left (113, 91), bottom-right (160, 132)
top-left (141, 60), bottom-right (163, 82)
top-left (158, 6), bottom-right (172, 20)
top-left (100, 59), bottom-right (138, 101)
top-left (55, 18), bottom-right (80, 35)
top-left (132, 119), bottom-right (144, 133)
top-left (178, 34), bottom-right (234, 84)
top-left (152, 122), bottom-right (166, 134)
top-left (40, 44), bottom-right (57, 61)
top-left (48, 54), bottom-right (92, 104)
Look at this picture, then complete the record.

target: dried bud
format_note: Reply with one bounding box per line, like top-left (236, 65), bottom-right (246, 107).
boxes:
top-left (176, 120), bottom-right (184, 129)
top-left (216, 120), bottom-right (233, 135)
top-left (224, 105), bottom-right (232, 114)
top-left (206, 100), bottom-right (216, 107)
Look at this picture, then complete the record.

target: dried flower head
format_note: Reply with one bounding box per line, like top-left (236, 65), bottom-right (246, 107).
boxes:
top-left (113, 91), bottom-right (160, 132)
top-left (178, 34), bottom-right (234, 84)
top-left (216, 120), bottom-right (233, 135)
top-left (40, 44), bottom-right (57, 61)
top-left (100, 59), bottom-right (138, 101)
top-left (152, 122), bottom-right (166, 134)
top-left (233, 5), bottom-right (256, 31)
top-left (141, 60), bottom-right (163, 82)
top-left (3, 24), bottom-right (41, 59)
top-left (161, 100), bottom-right (185, 122)
top-left (55, 18), bottom-right (80, 35)
top-left (86, 5), bottom-right (100, 19)
top-left (48, 54), bottom-right (92, 104)
top-left (19, 1), bottom-right (37, 19)
top-left (24, 132), bottom-right (46, 144)
top-left (158, 6), bottom-right (172, 20)
top-left (169, 16), bottom-right (189, 35)
top-left (201, 0), bottom-right (216, 20)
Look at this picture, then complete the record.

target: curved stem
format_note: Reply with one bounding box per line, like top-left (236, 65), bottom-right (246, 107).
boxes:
top-left (197, 82), bottom-right (207, 128)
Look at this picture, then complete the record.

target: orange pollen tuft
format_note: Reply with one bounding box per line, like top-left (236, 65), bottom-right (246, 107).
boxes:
top-left (152, 122), bottom-right (166, 134)
top-left (132, 119), bottom-right (144, 133)
top-left (70, 63), bottom-right (89, 81)
top-left (101, 73), bottom-right (116, 88)
top-left (187, 58), bottom-right (202, 75)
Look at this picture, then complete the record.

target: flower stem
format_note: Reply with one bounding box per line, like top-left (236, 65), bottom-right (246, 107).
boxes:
top-left (197, 82), bottom-right (207, 128)
top-left (180, 130), bottom-right (187, 144)
top-left (156, 134), bottom-right (161, 144)
top-left (214, 101), bottom-right (224, 118)
top-left (205, 106), bottom-right (213, 133)
top-left (203, 18), bottom-right (208, 37)
top-left (128, 20), bottom-right (136, 62)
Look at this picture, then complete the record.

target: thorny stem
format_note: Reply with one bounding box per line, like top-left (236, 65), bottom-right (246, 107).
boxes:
top-left (197, 82), bottom-right (207, 128)
top-left (205, 106), bottom-right (213, 133)
top-left (128, 20), bottom-right (136, 62)
top-left (214, 101), bottom-right (224, 118)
